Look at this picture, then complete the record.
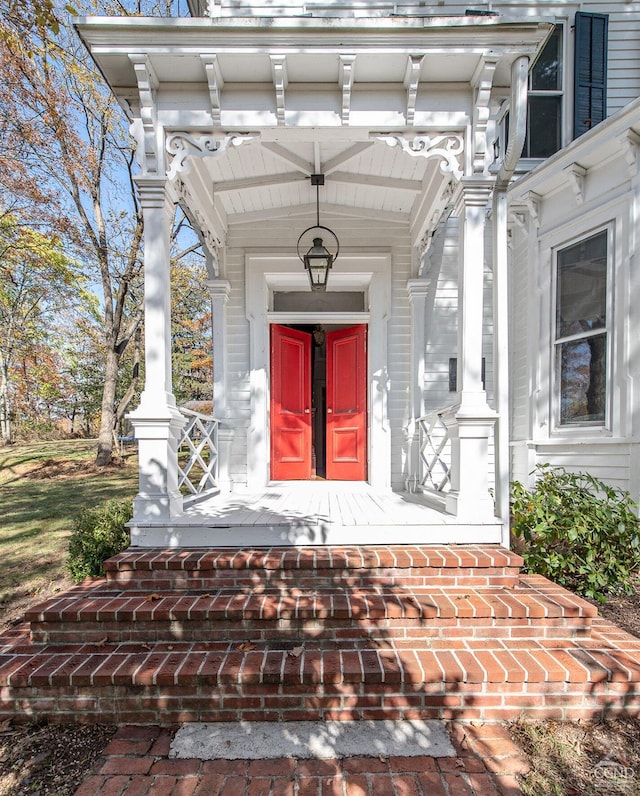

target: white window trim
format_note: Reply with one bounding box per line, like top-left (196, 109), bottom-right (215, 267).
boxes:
top-left (550, 224), bottom-right (613, 436)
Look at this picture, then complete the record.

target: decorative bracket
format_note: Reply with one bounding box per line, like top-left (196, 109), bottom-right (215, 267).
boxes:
top-left (129, 54), bottom-right (159, 175)
top-left (201, 55), bottom-right (224, 128)
top-left (375, 134), bottom-right (464, 180)
top-left (270, 55), bottom-right (288, 127)
top-left (470, 57), bottom-right (498, 174)
top-left (404, 55), bottom-right (423, 127)
top-left (564, 162), bottom-right (587, 204)
top-left (523, 191), bottom-right (541, 229)
top-left (166, 132), bottom-right (256, 180)
top-left (340, 55), bottom-right (356, 126)
top-left (621, 128), bottom-right (640, 178)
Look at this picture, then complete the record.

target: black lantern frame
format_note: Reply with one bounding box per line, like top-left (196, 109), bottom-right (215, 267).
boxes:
top-left (296, 174), bottom-right (340, 291)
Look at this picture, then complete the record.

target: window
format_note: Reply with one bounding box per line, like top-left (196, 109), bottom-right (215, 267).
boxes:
top-left (523, 25), bottom-right (563, 159)
top-left (554, 231), bottom-right (608, 426)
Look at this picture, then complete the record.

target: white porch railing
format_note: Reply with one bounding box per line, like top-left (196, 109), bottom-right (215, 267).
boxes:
top-left (177, 407), bottom-right (220, 503)
top-left (417, 408), bottom-right (453, 494)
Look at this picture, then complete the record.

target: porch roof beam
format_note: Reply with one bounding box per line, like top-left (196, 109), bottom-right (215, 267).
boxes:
top-left (262, 142), bottom-right (313, 175)
top-left (322, 142), bottom-right (375, 175)
top-left (330, 171), bottom-right (422, 192)
top-left (212, 172), bottom-right (307, 193)
top-left (228, 201), bottom-right (409, 225)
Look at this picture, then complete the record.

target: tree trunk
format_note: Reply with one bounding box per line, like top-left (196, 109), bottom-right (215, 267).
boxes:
top-left (0, 351), bottom-right (11, 445)
top-left (95, 344), bottom-right (119, 466)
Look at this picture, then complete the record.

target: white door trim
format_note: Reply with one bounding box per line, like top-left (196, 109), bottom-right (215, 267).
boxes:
top-left (245, 252), bottom-right (391, 491)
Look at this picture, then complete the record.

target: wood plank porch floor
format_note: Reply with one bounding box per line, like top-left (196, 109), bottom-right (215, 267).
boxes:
top-left (130, 483), bottom-right (503, 547)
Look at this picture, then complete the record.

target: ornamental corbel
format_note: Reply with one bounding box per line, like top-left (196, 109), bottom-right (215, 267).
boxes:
top-left (564, 163), bottom-right (587, 204)
top-left (270, 55), bottom-right (288, 127)
top-left (522, 191), bottom-right (541, 229)
top-left (340, 55), bottom-right (356, 126)
top-left (470, 56), bottom-right (498, 175)
top-left (129, 54), bottom-right (159, 175)
top-left (375, 133), bottom-right (464, 180)
top-left (404, 55), bottom-right (423, 128)
top-left (166, 132), bottom-right (257, 180)
top-left (621, 129), bottom-right (640, 178)
top-left (201, 55), bottom-right (224, 128)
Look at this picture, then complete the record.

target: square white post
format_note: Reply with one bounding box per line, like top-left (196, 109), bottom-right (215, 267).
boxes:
top-left (128, 177), bottom-right (185, 522)
top-left (208, 278), bottom-right (233, 492)
top-left (443, 178), bottom-right (497, 520)
top-left (407, 278), bottom-right (429, 489)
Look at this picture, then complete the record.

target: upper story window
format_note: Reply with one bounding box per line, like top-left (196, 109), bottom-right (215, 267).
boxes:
top-left (519, 12), bottom-right (608, 161)
top-left (523, 25), bottom-right (563, 159)
top-left (554, 230), bottom-right (608, 427)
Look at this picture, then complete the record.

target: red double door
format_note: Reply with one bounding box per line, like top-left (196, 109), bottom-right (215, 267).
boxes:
top-left (270, 324), bottom-right (367, 480)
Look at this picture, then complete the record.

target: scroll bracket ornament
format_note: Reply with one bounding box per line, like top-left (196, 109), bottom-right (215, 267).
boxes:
top-left (166, 132), bottom-right (257, 180)
top-left (375, 134), bottom-right (464, 181)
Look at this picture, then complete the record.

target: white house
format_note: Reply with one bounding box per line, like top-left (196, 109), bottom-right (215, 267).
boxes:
top-left (76, 0), bottom-right (640, 550)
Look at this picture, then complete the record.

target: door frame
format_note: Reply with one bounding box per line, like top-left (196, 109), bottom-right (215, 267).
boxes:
top-left (245, 252), bottom-right (391, 491)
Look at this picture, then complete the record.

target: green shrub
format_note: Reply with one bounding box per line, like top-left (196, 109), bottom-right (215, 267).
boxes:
top-left (67, 498), bottom-right (133, 582)
top-left (510, 465), bottom-right (640, 602)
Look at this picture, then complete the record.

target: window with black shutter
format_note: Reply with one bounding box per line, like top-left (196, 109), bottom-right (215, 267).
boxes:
top-left (573, 12), bottom-right (608, 139)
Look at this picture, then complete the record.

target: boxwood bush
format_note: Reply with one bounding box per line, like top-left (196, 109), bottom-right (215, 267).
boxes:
top-left (67, 498), bottom-right (133, 582)
top-left (511, 465), bottom-right (640, 602)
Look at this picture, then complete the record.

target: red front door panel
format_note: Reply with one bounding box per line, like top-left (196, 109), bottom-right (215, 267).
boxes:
top-left (326, 325), bottom-right (367, 480)
top-left (270, 325), bottom-right (312, 480)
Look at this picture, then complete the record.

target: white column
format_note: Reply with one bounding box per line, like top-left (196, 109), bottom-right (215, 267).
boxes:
top-left (208, 278), bottom-right (233, 492)
top-left (128, 176), bottom-right (185, 522)
top-left (407, 278), bottom-right (429, 490)
top-left (492, 189), bottom-right (511, 544)
top-left (443, 177), bottom-right (497, 521)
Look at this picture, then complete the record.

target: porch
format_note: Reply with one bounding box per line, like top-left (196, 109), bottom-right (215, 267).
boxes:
top-left (130, 480), bottom-right (503, 548)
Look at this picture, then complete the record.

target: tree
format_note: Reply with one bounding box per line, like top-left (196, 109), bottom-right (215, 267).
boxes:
top-left (0, 8), bottom-right (145, 463)
top-left (0, 216), bottom-right (83, 443)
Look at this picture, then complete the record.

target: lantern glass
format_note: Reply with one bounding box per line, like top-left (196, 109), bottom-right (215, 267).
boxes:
top-left (303, 237), bottom-right (333, 291)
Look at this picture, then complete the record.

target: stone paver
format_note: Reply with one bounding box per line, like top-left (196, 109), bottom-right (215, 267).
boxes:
top-left (73, 723), bottom-right (527, 795)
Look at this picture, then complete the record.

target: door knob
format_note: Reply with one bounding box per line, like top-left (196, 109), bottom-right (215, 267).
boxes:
top-left (304, 408), bottom-right (310, 413)
top-left (327, 408), bottom-right (333, 413)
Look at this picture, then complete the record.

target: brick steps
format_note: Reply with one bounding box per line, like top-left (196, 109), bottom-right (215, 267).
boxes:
top-left (1, 545), bottom-right (639, 725)
top-left (1, 630), bottom-right (639, 724)
top-left (104, 545), bottom-right (523, 591)
top-left (26, 579), bottom-right (596, 645)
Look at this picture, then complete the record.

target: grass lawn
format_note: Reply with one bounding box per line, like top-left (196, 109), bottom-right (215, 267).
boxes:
top-left (0, 439), bottom-right (137, 627)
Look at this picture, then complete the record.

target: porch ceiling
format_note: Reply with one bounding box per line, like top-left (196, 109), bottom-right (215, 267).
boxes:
top-left (77, 15), bottom-right (553, 249)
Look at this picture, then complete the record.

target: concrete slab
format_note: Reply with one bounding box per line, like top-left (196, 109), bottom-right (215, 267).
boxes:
top-left (169, 720), bottom-right (455, 760)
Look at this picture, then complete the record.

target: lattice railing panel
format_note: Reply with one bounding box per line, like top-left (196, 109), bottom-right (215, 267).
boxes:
top-left (418, 409), bottom-right (452, 493)
top-left (177, 407), bottom-right (219, 501)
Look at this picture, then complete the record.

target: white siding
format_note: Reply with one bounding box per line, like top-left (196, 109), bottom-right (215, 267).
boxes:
top-left (508, 99), bottom-right (640, 503)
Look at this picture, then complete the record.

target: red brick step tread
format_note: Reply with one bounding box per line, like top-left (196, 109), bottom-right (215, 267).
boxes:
top-left (103, 544), bottom-right (524, 590)
top-left (25, 579), bottom-right (597, 645)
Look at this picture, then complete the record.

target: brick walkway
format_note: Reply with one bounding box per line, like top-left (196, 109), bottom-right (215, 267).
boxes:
top-left (73, 722), bottom-right (530, 795)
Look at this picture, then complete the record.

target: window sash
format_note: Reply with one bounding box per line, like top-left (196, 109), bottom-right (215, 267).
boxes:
top-left (553, 230), bottom-right (609, 428)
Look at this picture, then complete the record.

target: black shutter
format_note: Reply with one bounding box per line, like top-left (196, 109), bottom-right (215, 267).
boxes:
top-left (574, 12), bottom-right (608, 139)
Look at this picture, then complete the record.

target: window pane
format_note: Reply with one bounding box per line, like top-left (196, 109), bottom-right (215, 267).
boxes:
top-left (532, 26), bottom-right (562, 90)
top-left (556, 232), bottom-right (607, 339)
top-left (525, 96), bottom-right (562, 157)
top-left (558, 334), bottom-right (606, 424)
